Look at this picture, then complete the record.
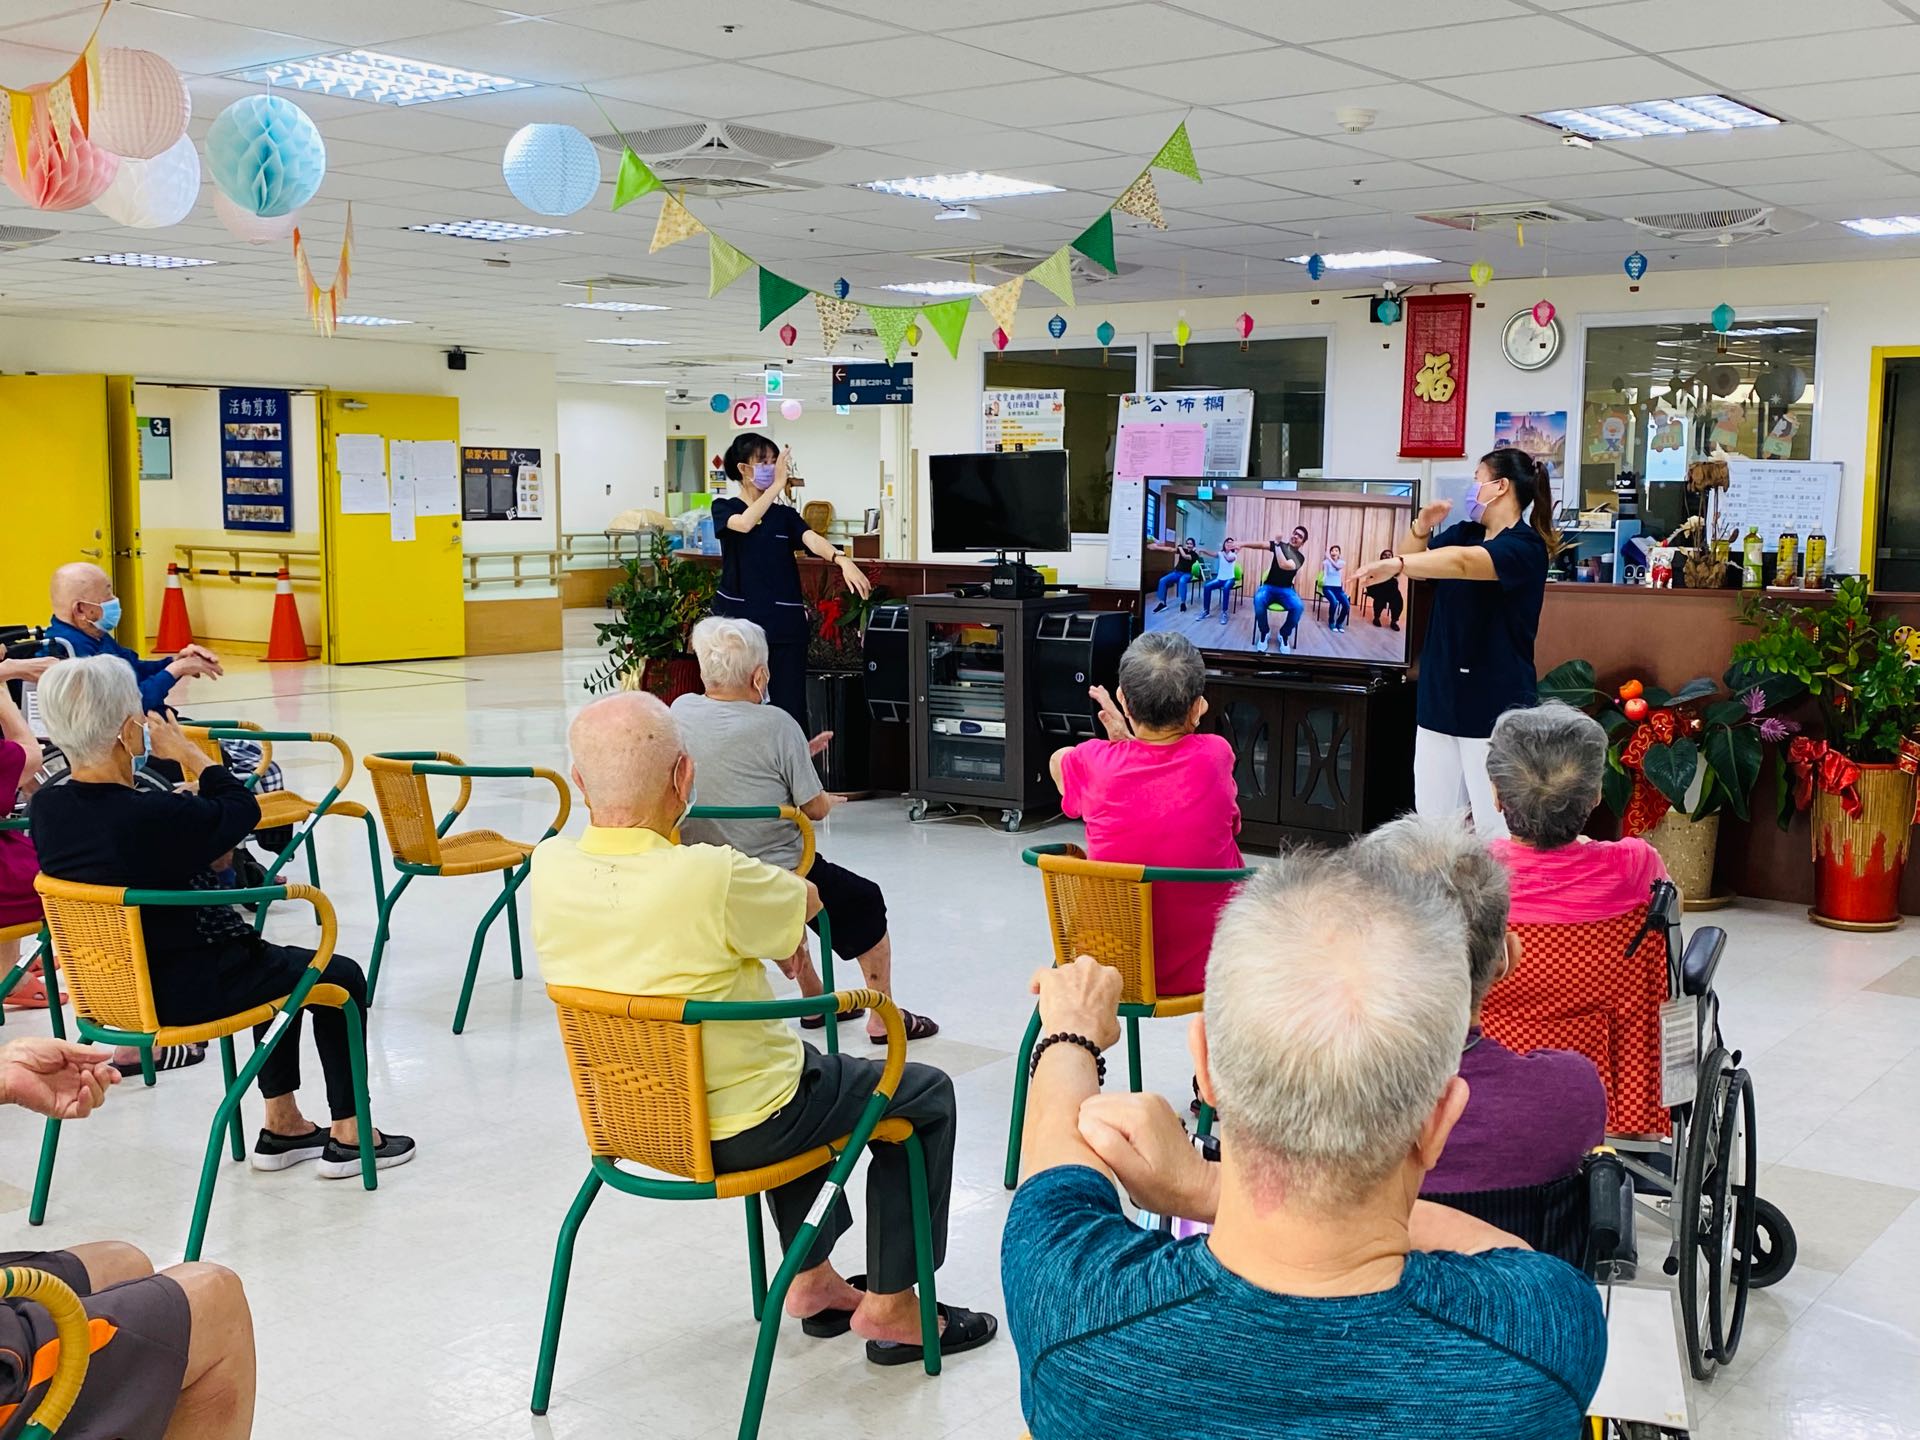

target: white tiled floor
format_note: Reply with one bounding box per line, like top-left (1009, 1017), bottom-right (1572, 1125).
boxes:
top-left (3, 612), bottom-right (1917, 1438)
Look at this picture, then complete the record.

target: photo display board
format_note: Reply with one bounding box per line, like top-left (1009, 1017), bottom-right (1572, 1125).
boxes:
top-left (219, 386), bottom-right (292, 532)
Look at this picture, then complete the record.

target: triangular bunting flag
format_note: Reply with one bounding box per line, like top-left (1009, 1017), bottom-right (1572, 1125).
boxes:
top-left (1114, 172), bottom-right (1166, 230)
top-left (1028, 245), bottom-right (1075, 308)
top-left (867, 304), bottom-right (917, 363)
top-left (980, 275), bottom-right (1024, 338)
top-left (814, 293), bottom-right (861, 354)
top-left (708, 234), bottom-right (754, 298)
top-left (650, 192), bottom-right (705, 253)
top-left (759, 268), bottom-right (810, 329)
top-left (1150, 122), bottom-right (1201, 183)
top-left (7, 94), bottom-right (30, 180)
top-left (1071, 212), bottom-right (1116, 274)
top-left (921, 299), bottom-right (970, 359)
top-left (612, 147), bottom-right (662, 210)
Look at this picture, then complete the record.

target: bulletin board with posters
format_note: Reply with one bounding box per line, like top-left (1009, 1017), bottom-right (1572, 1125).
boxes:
top-left (219, 386), bottom-right (293, 532)
top-left (982, 388), bottom-right (1065, 451)
top-left (461, 446), bottom-right (544, 520)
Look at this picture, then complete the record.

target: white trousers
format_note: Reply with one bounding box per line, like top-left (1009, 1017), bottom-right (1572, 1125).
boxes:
top-left (1413, 727), bottom-right (1510, 840)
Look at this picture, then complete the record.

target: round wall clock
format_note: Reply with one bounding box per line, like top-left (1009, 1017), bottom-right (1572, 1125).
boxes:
top-left (1502, 308), bottom-right (1562, 370)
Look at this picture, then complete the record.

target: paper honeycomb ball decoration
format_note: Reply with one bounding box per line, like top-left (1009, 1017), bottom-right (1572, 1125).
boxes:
top-left (90, 48), bottom-right (191, 160)
top-left (206, 95), bottom-right (326, 218)
top-left (502, 123), bottom-right (600, 217)
top-left (1, 103), bottom-right (119, 211)
top-left (212, 186), bottom-right (296, 243)
top-left (93, 133), bottom-right (199, 229)
top-left (1469, 261), bottom-right (1493, 287)
top-left (780, 398), bottom-right (803, 421)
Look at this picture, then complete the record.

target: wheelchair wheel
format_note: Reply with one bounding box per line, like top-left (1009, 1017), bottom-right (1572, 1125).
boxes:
top-left (1743, 1196), bottom-right (1798, 1290)
top-left (1676, 1046), bottom-right (1730, 1381)
top-left (1704, 1067), bottom-right (1756, 1366)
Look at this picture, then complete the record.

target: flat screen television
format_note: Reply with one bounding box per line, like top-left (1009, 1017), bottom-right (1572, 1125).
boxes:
top-left (1141, 478), bottom-right (1415, 667)
top-left (930, 451), bottom-right (1072, 553)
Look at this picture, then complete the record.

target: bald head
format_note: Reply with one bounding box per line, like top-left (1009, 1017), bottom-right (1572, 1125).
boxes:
top-left (568, 690), bottom-right (690, 830)
top-left (52, 563), bottom-right (113, 626)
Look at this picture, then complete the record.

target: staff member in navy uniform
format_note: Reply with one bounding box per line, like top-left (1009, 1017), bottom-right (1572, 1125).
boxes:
top-left (710, 432), bottom-right (872, 737)
top-left (1349, 447), bottom-right (1557, 838)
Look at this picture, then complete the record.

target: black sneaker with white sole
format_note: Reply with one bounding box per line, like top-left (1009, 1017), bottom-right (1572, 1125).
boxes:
top-left (316, 1131), bottom-right (417, 1179)
top-left (251, 1125), bottom-right (328, 1172)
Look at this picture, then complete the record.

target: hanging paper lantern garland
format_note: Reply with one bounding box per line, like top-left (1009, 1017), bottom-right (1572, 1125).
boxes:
top-left (1047, 314), bottom-right (1067, 340)
top-left (206, 95), bottom-right (326, 217)
top-left (992, 327), bottom-right (1010, 351)
top-left (1532, 299), bottom-right (1556, 328)
top-left (778, 323), bottom-right (797, 348)
top-left (1711, 302), bottom-right (1735, 333)
top-left (1174, 317), bottom-right (1191, 362)
top-left (502, 123), bottom-right (600, 217)
top-left (1, 105), bottom-right (118, 212)
top-left (90, 49), bottom-right (191, 161)
top-left (1305, 253), bottom-right (1326, 282)
top-left (710, 394), bottom-right (730, 413)
top-left (1375, 296), bottom-right (1402, 325)
top-left (212, 187), bottom-right (296, 244)
top-left (1237, 312), bottom-right (1254, 340)
top-left (904, 323), bottom-right (921, 349)
top-left (1624, 251), bottom-right (1649, 282)
top-left (1096, 320), bottom-right (1115, 364)
top-left (1468, 261), bottom-right (1493, 288)
top-left (292, 206), bottom-right (354, 337)
top-left (832, 277), bottom-right (850, 300)
top-left (780, 399), bottom-right (803, 421)
top-left (93, 132), bottom-right (198, 229)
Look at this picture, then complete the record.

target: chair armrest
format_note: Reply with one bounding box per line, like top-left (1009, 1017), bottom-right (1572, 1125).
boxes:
top-left (409, 762), bottom-right (572, 839)
top-left (684, 805), bottom-right (816, 875)
top-left (182, 719), bottom-right (272, 778)
top-left (1022, 843), bottom-right (1088, 867)
top-left (1140, 863), bottom-right (1257, 883)
top-left (0, 1266), bottom-right (89, 1433)
top-left (0, 816), bottom-right (26, 833)
top-left (685, 988), bottom-right (905, 1102)
top-left (1583, 1148), bottom-right (1638, 1280)
top-left (372, 751), bottom-right (474, 835)
top-left (202, 728), bottom-right (354, 795)
top-left (1680, 926), bottom-right (1726, 998)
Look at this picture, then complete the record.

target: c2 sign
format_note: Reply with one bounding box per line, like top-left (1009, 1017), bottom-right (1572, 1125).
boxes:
top-left (730, 396), bottom-right (767, 428)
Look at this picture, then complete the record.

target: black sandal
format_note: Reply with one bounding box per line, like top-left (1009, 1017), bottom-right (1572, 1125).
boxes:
top-left (870, 1010), bottom-right (939, 1043)
top-left (865, 1304), bottom-right (998, 1366)
top-left (799, 1273), bottom-right (866, 1338)
top-left (801, 1007), bottom-right (865, 1030)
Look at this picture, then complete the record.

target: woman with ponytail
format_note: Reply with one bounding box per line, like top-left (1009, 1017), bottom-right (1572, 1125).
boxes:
top-left (1349, 447), bottom-right (1558, 838)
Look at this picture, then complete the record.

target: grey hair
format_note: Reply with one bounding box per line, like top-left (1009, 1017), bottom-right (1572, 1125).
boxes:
top-left (1117, 631), bottom-right (1206, 731)
top-left (1204, 849), bottom-right (1470, 1210)
top-left (1487, 702), bottom-right (1607, 849)
top-left (1353, 814), bottom-right (1511, 1006)
top-left (37, 655), bottom-right (141, 766)
top-left (690, 616), bottom-right (770, 692)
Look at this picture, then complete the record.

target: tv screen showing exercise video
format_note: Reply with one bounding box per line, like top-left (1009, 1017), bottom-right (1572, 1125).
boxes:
top-left (1141, 479), bottom-right (1414, 666)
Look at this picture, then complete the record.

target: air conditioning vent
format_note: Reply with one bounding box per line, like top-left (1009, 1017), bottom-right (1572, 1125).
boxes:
top-left (0, 224), bottom-right (60, 252)
top-left (588, 121), bottom-right (831, 200)
top-left (1418, 202), bottom-right (1598, 230)
top-left (1625, 207), bottom-right (1814, 244)
top-left (558, 274), bottom-right (680, 292)
top-left (915, 247), bottom-right (1133, 283)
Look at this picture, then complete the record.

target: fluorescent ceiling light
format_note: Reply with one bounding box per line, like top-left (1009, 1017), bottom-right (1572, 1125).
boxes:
top-left (406, 219), bottom-right (577, 242)
top-left (1529, 95), bottom-right (1779, 140)
top-left (1843, 215), bottom-right (1920, 236)
top-left (71, 252), bottom-right (216, 268)
top-left (585, 337), bottom-right (670, 346)
top-left (1283, 250), bottom-right (1439, 270)
top-left (859, 172), bottom-right (1062, 203)
top-left (879, 279), bottom-right (989, 296)
top-left (1722, 325), bottom-right (1804, 337)
top-left (565, 300), bottom-right (673, 312)
top-left (232, 49), bottom-right (530, 106)
top-left (335, 315), bottom-right (413, 326)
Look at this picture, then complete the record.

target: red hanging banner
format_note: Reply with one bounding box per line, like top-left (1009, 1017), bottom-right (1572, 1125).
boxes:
top-left (1398, 293), bottom-right (1473, 459)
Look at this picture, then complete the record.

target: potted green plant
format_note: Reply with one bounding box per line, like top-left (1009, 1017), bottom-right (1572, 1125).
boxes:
top-left (1538, 660), bottom-right (1802, 907)
top-left (584, 530), bottom-right (718, 700)
top-left (1732, 575), bottom-right (1920, 929)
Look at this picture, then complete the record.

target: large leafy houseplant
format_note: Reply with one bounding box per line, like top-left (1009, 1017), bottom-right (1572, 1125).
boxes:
top-left (585, 530), bottom-right (718, 695)
top-left (803, 565), bottom-right (889, 672)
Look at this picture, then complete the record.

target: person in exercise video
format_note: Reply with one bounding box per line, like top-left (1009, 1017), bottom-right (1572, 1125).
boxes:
top-left (1321, 544), bottom-right (1351, 631)
top-left (1366, 548), bottom-right (1405, 631)
top-left (1148, 535), bottom-right (1203, 613)
top-left (1241, 526), bottom-right (1309, 654)
top-left (1199, 538), bottom-right (1239, 622)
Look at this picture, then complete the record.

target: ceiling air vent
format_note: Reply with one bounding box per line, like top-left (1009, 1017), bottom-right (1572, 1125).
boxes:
top-left (589, 121), bottom-right (830, 200)
top-left (0, 224), bottom-right (61, 252)
top-left (559, 274), bottom-right (680, 292)
top-left (1625, 207), bottom-right (1814, 244)
top-left (915, 247), bottom-right (1134, 283)
top-left (1418, 202), bottom-right (1599, 231)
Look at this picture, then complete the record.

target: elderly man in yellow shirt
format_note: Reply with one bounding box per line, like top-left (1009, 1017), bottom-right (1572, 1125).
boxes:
top-left (530, 692), bottom-right (996, 1366)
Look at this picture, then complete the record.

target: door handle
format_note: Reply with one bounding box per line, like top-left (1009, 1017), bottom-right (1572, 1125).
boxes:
top-left (79, 547), bottom-right (102, 558)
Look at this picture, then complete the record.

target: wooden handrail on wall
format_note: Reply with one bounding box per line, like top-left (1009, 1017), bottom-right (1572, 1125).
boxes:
top-left (173, 544), bottom-right (321, 584)
top-left (464, 549), bottom-right (562, 591)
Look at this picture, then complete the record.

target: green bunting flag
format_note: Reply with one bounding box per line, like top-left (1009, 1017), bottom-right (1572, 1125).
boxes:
top-left (867, 304), bottom-right (918, 363)
top-left (708, 235), bottom-right (754, 298)
top-left (921, 299), bottom-right (970, 358)
top-left (1071, 212), bottom-right (1116, 274)
top-left (1151, 121), bottom-right (1201, 183)
top-left (612, 147), bottom-right (663, 210)
top-left (1028, 245), bottom-right (1075, 308)
top-left (758, 268), bottom-right (810, 329)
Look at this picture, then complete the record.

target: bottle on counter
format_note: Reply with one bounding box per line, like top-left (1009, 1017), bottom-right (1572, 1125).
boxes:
top-left (1806, 532), bottom-right (1827, 589)
top-left (1776, 529), bottom-right (1798, 586)
top-left (1742, 527), bottom-right (1764, 589)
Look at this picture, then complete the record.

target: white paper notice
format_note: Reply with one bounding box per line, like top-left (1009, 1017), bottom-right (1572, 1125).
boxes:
top-left (337, 433), bottom-right (385, 476)
top-left (413, 441), bottom-right (459, 517)
top-left (390, 438), bottom-right (415, 490)
top-left (339, 472), bottom-right (387, 514)
top-left (389, 474), bottom-right (417, 543)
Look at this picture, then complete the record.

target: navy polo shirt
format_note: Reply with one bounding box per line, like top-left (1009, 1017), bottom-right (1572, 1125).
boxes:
top-left (1417, 521), bottom-right (1549, 739)
top-left (710, 497), bottom-right (812, 640)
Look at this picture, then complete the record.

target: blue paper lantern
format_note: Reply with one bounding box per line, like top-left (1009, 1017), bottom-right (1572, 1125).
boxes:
top-left (1047, 313), bottom-right (1067, 340)
top-left (1374, 296), bottom-right (1401, 324)
top-left (1623, 250), bottom-right (1648, 281)
top-left (709, 393), bottom-right (729, 413)
top-left (205, 95), bottom-right (326, 218)
top-left (1306, 252), bottom-right (1326, 281)
top-left (832, 277), bottom-right (850, 300)
top-left (1096, 321), bottom-right (1115, 346)
top-left (1711, 303), bottom-right (1735, 333)
top-left (502, 124), bottom-right (601, 217)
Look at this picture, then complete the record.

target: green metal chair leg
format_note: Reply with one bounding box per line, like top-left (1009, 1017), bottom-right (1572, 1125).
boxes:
top-left (504, 865), bottom-right (525, 982)
top-left (341, 1000), bottom-right (377, 1191)
top-left (0, 931), bottom-right (53, 1033)
top-left (361, 812), bottom-right (387, 913)
top-left (531, 1171), bottom-right (604, 1416)
top-left (43, 979), bottom-right (64, 1041)
top-left (27, 1116), bottom-right (59, 1226)
top-left (452, 872), bottom-right (520, 1035)
top-left (1002, 1006), bottom-right (1045, 1190)
top-left (304, 828), bottom-right (320, 887)
top-left (817, 911), bottom-right (836, 1057)
top-left (365, 871), bottom-right (414, 1007)
top-left (219, 1036), bottom-right (244, 1162)
top-left (1126, 1015), bottom-right (1143, 1093)
top-left (905, 1131), bottom-right (941, 1377)
top-left (252, 828), bottom-right (305, 933)
top-left (738, 1215), bottom-right (824, 1440)
top-left (744, 1196), bottom-right (768, 1322)
top-left (139, 1042), bottom-right (156, 1088)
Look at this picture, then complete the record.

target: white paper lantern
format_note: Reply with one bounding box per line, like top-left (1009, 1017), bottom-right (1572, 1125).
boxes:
top-left (502, 124), bottom-right (600, 216)
top-left (212, 186), bottom-right (297, 243)
top-left (94, 134), bottom-right (200, 229)
top-left (90, 48), bottom-right (191, 160)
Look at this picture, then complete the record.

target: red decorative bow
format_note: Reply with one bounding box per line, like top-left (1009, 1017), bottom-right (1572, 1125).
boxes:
top-left (1619, 710), bottom-right (1681, 836)
top-left (1788, 737), bottom-right (1863, 819)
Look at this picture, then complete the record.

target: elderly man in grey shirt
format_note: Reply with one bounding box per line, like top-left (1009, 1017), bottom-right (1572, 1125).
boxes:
top-left (672, 617), bottom-right (939, 1044)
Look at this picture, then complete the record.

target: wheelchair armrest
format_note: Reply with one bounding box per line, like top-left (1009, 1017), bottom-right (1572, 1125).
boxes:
top-left (1584, 1150), bottom-right (1638, 1281)
top-left (1680, 926), bottom-right (1726, 998)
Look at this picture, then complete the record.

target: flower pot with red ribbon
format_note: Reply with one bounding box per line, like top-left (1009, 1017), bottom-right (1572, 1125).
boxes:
top-left (1792, 738), bottom-right (1916, 930)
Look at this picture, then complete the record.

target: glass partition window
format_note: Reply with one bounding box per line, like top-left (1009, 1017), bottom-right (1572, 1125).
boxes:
top-left (982, 345), bottom-right (1137, 534)
top-left (1150, 336), bottom-right (1329, 479)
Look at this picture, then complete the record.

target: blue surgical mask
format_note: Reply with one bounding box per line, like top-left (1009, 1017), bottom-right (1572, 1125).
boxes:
top-left (95, 596), bottom-right (122, 632)
top-left (677, 780), bottom-right (698, 831)
top-left (751, 462), bottom-right (777, 490)
top-left (123, 719), bottom-right (150, 771)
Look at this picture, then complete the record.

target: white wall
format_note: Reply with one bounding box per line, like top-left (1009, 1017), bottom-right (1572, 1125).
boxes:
top-left (910, 255), bottom-right (1920, 581)
top-left (759, 405), bottom-right (883, 531)
top-left (556, 383), bottom-right (666, 533)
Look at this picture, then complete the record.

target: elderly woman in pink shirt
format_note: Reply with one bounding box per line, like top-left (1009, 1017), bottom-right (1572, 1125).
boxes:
top-left (1047, 633), bottom-right (1242, 997)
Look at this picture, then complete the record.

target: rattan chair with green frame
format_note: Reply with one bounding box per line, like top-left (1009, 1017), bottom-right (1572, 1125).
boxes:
top-left (1002, 843), bottom-right (1254, 1189)
top-left (532, 985), bottom-right (940, 1440)
top-left (26, 874), bottom-right (376, 1261)
top-left (0, 1264), bottom-right (92, 1439)
top-left (0, 817), bottom-right (61, 1039)
top-left (362, 751), bottom-right (571, 1034)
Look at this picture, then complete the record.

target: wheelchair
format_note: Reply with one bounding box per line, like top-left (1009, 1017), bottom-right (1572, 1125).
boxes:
top-left (1480, 877), bottom-right (1797, 1382)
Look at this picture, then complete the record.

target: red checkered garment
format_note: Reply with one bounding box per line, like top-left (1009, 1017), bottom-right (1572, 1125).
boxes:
top-left (1480, 905), bottom-right (1672, 1137)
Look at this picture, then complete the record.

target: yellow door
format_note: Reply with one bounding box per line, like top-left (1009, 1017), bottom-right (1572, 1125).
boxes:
top-left (105, 375), bottom-right (147, 644)
top-left (321, 391), bottom-right (464, 663)
top-left (0, 375), bottom-right (113, 629)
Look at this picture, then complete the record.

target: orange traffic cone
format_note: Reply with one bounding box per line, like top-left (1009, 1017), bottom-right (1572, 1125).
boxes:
top-left (154, 562), bottom-right (195, 654)
top-left (264, 568), bottom-right (309, 663)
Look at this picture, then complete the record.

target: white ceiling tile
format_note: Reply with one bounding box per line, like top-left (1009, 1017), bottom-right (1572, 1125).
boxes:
top-left (917, 77), bottom-right (1176, 127)
top-left (1096, 48), bottom-right (1378, 106)
top-left (409, 18), bottom-right (710, 83)
top-left (949, 4), bottom-right (1257, 67)
top-left (597, 63), bottom-right (861, 115)
top-left (1430, 55), bottom-right (1711, 111)
top-left (1313, 15), bottom-right (1631, 78)
top-left (877, 130), bottom-right (1116, 171)
top-left (1740, 175), bottom-right (1920, 206)
top-left (2, 8), bottom-right (315, 74)
top-left (1822, 113), bottom-right (1920, 147)
top-left (1220, 84), bottom-right (1496, 135)
top-left (730, 100), bottom-right (997, 149)
top-left (151, 0), bottom-right (507, 48)
top-left (1667, 28), bottom-right (1920, 91)
top-left (1337, 117), bottom-right (1554, 162)
top-left (1747, 74), bottom-right (1920, 122)
top-left (1558, 0), bottom-right (1907, 50)
top-left (1204, 135), bottom-right (1382, 173)
top-left (1044, 108), bottom-right (1282, 152)
top-left (1619, 127), bottom-right (1854, 166)
top-left (564, 0), bottom-right (902, 56)
top-left (1170, 0), bottom-right (1528, 43)
top-left (779, 36), bottom-right (1052, 97)
top-left (1678, 151), bottom-right (1900, 187)
top-left (1187, 196), bottom-right (1380, 224)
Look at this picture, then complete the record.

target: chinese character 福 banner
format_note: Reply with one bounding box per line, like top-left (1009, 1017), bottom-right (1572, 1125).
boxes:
top-left (1398, 294), bottom-right (1472, 460)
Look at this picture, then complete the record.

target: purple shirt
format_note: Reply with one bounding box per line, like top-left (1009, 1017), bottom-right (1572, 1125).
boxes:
top-left (1423, 1028), bottom-right (1607, 1194)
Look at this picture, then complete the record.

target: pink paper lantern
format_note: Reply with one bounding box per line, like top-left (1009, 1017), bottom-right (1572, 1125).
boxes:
top-left (212, 187), bottom-right (297, 244)
top-left (992, 327), bottom-right (1010, 351)
top-left (1532, 299), bottom-right (1556, 328)
top-left (779, 323), bottom-right (797, 347)
top-left (1, 102), bottom-right (118, 212)
top-left (1237, 312), bottom-right (1254, 340)
top-left (90, 48), bottom-right (191, 160)
top-left (780, 398), bottom-right (803, 421)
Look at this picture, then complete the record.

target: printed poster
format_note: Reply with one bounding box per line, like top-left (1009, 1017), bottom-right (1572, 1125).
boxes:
top-left (1398, 294), bottom-right (1472, 459)
top-left (982, 388), bottom-right (1065, 451)
top-left (1492, 410), bottom-right (1567, 481)
top-left (461, 446), bottom-right (543, 520)
top-left (1115, 390), bottom-right (1252, 478)
top-left (219, 386), bottom-right (292, 532)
